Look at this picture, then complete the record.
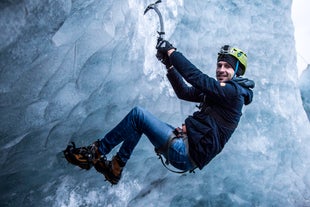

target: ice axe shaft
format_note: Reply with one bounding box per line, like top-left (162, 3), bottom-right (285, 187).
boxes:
top-left (144, 0), bottom-right (165, 40)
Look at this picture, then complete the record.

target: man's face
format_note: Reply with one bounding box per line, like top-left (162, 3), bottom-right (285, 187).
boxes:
top-left (216, 61), bottom-right (235, 82)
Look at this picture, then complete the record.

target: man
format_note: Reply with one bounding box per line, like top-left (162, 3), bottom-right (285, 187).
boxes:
top-left (64, 40), bottom-right (255, 185)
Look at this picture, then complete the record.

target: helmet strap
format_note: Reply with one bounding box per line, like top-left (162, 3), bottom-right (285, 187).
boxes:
top-left (233, 60), bottom-right (239, 78)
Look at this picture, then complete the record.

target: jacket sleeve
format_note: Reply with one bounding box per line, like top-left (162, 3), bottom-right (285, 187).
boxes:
top-left (167, 68), bottom-right (203, 102)
top-left (169, 51), bottom-right (238, 101)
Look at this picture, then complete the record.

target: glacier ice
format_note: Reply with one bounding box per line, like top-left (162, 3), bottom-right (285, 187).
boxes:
top-left (1, 0), bottom-right (310, 206)
top-left (300, 65), bottom-right (310, 120)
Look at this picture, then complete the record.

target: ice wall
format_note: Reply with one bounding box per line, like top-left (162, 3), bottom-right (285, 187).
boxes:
top-left (300, 65), bottom-right (310, 120)
top-left (1, 0), bottom-right (310, 206)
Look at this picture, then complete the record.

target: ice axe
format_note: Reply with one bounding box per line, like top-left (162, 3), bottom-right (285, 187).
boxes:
top-left (144, 0), bottom-right (165, 41)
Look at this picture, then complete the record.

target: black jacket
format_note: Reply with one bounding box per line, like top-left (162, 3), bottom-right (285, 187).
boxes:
top-left (167, 51), bottom-right (254, 169)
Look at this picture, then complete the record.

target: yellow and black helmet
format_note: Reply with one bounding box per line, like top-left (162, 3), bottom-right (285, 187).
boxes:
top-left (217, 45), bottom-right (247, 76)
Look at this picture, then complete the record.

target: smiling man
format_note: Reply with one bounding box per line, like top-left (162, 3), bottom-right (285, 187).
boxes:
top-left (64, 42), bottom-right (255, 185)
top-left (159, 42), bottom-right (255, 171)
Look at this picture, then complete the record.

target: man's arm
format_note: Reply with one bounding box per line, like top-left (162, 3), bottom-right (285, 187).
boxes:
top-left (166, 67), bottom-right (203, 102)
top-left (169, 51), bottom-right (238, 101)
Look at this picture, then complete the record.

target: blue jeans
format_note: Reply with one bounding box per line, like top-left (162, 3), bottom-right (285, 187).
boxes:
top-left (98, 106), bottom-right (195, 171)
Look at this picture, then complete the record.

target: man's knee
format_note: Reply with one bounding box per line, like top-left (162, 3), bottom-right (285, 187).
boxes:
top-left (131, 106), bottom-right (145, 116)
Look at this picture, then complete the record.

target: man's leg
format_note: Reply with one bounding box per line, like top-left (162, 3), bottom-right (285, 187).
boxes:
top-left (93, 106), bottom-right (175, 184)
top-left (98, 106), bottom-right (175, 163)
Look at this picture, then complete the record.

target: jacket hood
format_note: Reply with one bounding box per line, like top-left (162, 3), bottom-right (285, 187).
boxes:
top-left (233, 77), bottom-right (255, 105)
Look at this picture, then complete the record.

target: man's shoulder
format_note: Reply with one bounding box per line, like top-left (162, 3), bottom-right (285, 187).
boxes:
top-left (232, 77), bottom-right (255, 89)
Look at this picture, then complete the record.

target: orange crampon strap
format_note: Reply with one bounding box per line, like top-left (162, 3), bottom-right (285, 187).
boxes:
top-left (63, 142), bottom-right (94, 170)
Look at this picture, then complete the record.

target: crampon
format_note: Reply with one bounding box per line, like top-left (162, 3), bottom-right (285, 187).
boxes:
top-left (63, 141), bottom-right (125, 185)
top-left (63, 142), bottom-right (95, 170)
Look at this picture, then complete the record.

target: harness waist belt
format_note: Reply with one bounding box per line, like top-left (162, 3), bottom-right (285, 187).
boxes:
top-left (155, 128), bottom-right (197, 168)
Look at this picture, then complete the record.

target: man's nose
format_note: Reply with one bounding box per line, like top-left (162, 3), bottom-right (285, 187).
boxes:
top-left (218, 66), bottom-right (225, 72)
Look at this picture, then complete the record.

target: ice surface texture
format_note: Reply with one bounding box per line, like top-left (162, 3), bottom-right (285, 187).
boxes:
top-left (1, 0), bottom-right (310, 206)
top-left (300, 65), bottom-right (310, 120)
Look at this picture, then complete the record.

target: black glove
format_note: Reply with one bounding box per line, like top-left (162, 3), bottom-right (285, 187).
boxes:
top-left (156, 39), bottom-right (176, 54)
top-left (156, 50), bottom-right (172, 69)
top-left (156, 39), bottom-right (176, 69)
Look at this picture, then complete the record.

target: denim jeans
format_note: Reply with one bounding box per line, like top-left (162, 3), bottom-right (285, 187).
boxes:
top-left (98, 106), bottom-right (195, 171)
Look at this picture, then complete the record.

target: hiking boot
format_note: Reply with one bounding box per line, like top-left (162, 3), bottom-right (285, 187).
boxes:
top-left (63, 142), bottom-right (95, 170)
top-left (93, 154), bottom-right (125, 185)
top-left (89, 140), bottom-right (103, 161)
top-left (63, 140), bottom-right (102, 170)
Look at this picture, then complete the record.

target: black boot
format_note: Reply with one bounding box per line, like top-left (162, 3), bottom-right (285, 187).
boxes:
top-left (63, 140), bottom-right (102, 170)
top-left (93, 154), bottom-right (125, 185)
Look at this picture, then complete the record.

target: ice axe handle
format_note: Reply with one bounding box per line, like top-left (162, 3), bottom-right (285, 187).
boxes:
top-left (144, 0), bottom-right (165, 40)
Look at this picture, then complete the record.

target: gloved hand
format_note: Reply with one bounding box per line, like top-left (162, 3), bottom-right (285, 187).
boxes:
top-left (156, 50), bottom-right (172, 69)
top-left (156, 39), bottom-right (176, 69)
top-left (156, 39), bottom-right (176, 55)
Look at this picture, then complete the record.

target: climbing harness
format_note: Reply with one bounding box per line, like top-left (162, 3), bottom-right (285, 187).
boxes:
top-left (155, 127), bottom-right (197, 174)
